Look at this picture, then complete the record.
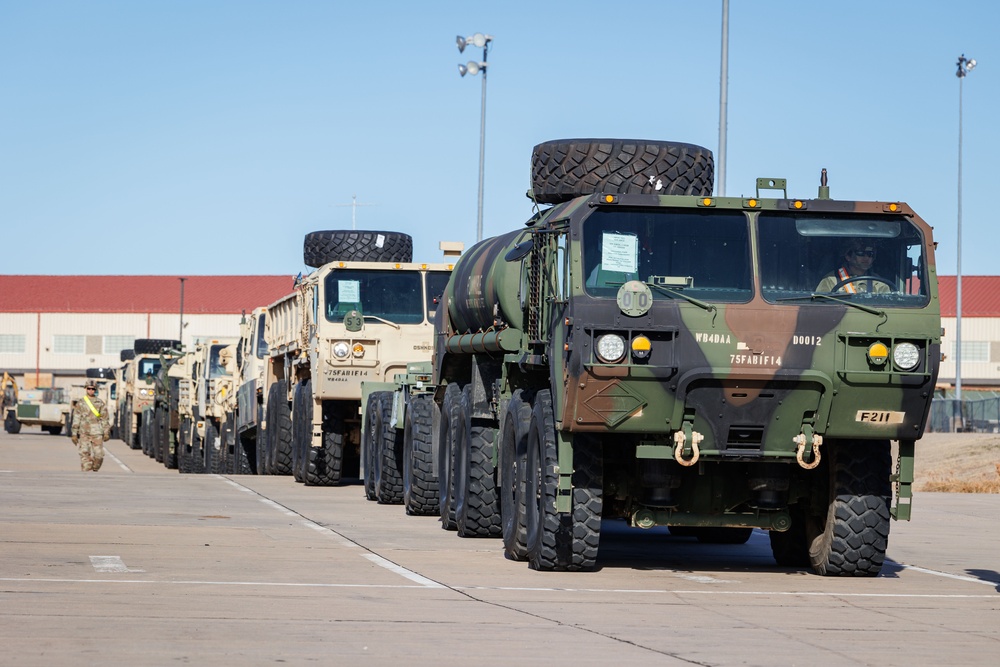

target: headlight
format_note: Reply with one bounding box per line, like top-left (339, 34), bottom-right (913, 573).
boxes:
top-left (332, 342), bottom-right (350, 359)
top-left (595, 334), bottom-right (626, 363)
top-left (893, 343), bottom-right (920, 371)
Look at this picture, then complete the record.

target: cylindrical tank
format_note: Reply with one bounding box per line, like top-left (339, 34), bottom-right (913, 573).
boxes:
top-left (444, 229), bottom-right (529, 334)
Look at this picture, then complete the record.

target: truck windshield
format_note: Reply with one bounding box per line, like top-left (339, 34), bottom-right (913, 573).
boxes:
top-left (757, 212), bottom-right (929, 306)
top-left (324, 270), bottom-right (425, 324)
top-left (209, 345), bottom-right (231, 378)
top-left (255, 313), bottom-right (268, 358)
top-left (426, 271), bottom-right (451, 321)
top-left (582, 208), bottom-right (752, 302)
top-left (137, 358), bottom-right (161, 380)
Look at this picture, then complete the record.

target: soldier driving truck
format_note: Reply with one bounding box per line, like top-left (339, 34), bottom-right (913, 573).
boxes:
top-left (420, 139), bottom-right (939, 576)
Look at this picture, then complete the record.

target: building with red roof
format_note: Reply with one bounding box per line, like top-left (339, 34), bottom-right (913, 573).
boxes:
top-left (0, 275), bottom-right (293, 386)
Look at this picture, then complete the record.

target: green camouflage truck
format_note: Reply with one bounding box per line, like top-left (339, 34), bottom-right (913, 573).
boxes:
top-left (420, 138), bottom-right (939, 575)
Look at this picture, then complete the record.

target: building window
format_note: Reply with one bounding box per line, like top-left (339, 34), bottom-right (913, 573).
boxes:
top-left (953, 340), bottom-right (989, 363)
top-left (104, 335), bottom-right (136, 355)
top-left (53, 335), bottom-right (85, 354)
top-left (0, 334), bottom-right (26, 354)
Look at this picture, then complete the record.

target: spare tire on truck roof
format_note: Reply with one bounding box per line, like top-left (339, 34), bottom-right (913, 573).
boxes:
top-left (133, 339), bottom-right (182, 355)
top-left (303, 230), bottom-right (413, 268)
top-left (529, 138), bottom-right (715, 205)
top-left (85, 368), bottom-right (116, 379)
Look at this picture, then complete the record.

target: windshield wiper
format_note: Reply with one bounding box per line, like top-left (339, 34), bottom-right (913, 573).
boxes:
top-left (362, 315), bottom-right (400, 329)
top-left (776, 292), bottom-right (885, 316)
top-left (647, 282), bottom-right (717, 313)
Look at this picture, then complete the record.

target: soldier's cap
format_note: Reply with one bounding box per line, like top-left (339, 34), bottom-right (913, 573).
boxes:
top-left (85, 380), bottom-right (98, 389)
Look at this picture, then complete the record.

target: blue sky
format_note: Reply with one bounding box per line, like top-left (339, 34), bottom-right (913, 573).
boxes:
top-left (2, 1), bottom-right (996, 277)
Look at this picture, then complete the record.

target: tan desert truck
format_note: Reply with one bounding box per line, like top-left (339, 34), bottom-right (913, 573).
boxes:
top-left (225, 306), bottom-right (269, 474)
top-left (176, 338), bottom-right (237, 474)
top-left (261, 230), bottom-right (461, 486)
top-left (119, 339), bottom-right (181, 449)
top-left (4, 386), bottom-right (70, 435)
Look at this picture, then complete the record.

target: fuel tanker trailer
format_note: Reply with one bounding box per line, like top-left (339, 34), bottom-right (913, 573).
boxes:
top-left (431, 138), bottom-right (941, 575)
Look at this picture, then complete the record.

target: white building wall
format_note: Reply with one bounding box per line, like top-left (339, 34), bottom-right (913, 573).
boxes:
top-left (939, 316), bottom-right (1000, 386)
top-left (0, 312), bottom-right (245, 388)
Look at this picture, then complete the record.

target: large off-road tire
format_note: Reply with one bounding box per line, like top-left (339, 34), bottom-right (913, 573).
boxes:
top-left (132, 338), bottom-right (182, 355)
top-left (455, 386), bottom-right (501, 538)
top-left (530, 138), bottom-right (714, 205)
top-left (500, 390), bottom-right (533, 560)
top-left (525, 390), bottom-right (603, 571)
top-left (178, 418), bottom-right (194, 474)
top-left (291, 381), bottom-right (311, 483)
top-left (375, 392), bottom-right (404, 504)
top-left (190, 421), bottom-right (206, 474)
top-left (303, 230), bottom-right (413, 268)
top-left (204, 419), bottom-right (221, 475)
top-left (266, 381), bottom-right (293, 475)
top-left (256, 425), bottom-right (269, 475)
top-left (362, 392), bottom-right (384, 500)
top-left (304, 402), bottom-right (346, 486)
top-left (402, 394), bottom-right (438, 516)
top-left (437, 383), bottom-right (463, 531)
top-left (152, 408), bottom-right (166, 464)
top-left (236, 429), bottom-right (255, 475)
top-left (809, 439), bottom-right (892, 577)
top-left (44, 424), bottom-right (63, 436)
top-left (5, 411), bottom-right (21, 434)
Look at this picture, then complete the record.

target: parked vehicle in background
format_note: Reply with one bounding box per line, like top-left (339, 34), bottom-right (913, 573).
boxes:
top-left (4, 380), bottom-right (70, 435)
top-left (227, 307), bottom-right (269, 474)
top-left (176, 338), bottom-right (238, 474)
top-left (262, 230), bottom-right (461, 487)
top-left (118, 339), bottom-right (180, 449)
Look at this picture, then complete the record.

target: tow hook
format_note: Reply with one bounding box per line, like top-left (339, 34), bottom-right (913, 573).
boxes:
top-left (793, 427), bottom-right (823, 470)
top-left (673, 426), bottom-right (702, 467)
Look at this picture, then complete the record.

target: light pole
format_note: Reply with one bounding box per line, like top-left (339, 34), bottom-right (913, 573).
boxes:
top-left (955, 53), bottom-right (976, 421)
top-left (717, 0), bottom-right (729, 196)
top-left (178, 277), bottom-right (186, 348)
top-left (457, 32), bottom-right (492, 243)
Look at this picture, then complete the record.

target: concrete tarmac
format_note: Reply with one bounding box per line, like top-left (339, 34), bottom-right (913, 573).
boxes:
top-left (1, 430), bottom-right (998, 666)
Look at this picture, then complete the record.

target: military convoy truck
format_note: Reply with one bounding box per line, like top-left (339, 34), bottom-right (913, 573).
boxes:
top-left (3, 385), bottom-right (70, 434)
top-left (176, 338), bottom-right (237, 474)
top-left (370, 138), bottom-right (940, 576)
top-left (138, 347), bottom-right (186, 467)
top-left (118, 339), bottom-right (180, 448)
top-left (260, 230), bottom-right (461, 486)
top-left (229, 307), bottom-right (269, 474)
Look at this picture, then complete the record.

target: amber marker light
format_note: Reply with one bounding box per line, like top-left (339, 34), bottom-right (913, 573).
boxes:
top-left (631, 335), bottom-right (652, 360)
top-left (352, 343), bottom-right (365, 358)
top-left (793, 200), bottom-right (804, 209)
top-left (867, 342), bottom-right (889, 366)
top-left (746, 199), bottom-right (758, 208)
top-left (698, 197), bottom-right (715, 207)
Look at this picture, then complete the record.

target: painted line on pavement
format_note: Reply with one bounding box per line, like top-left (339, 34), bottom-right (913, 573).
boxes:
top-left (890, 561), bottom-right (1000, 588)
top-left (104, 448), bottom-right (131, 472)
top-left (1, 576), bottom-right (996, 599)
top-left (89, 555), bottom-right (145, 573)
top-left (362, 554), bottom-right (446, 588)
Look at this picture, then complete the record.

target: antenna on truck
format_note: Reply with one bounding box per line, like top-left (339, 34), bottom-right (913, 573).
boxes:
top-left (335, 194), bottom-right (377, 230)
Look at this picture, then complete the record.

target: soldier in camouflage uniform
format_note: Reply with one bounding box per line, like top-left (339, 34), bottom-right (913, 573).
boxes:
top-left (71, 379), bottom-right (111, 472)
